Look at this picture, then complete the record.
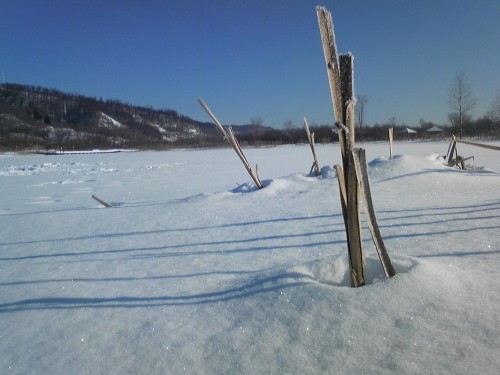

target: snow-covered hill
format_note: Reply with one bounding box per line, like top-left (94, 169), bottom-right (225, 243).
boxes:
top-left (0, 83), bottom-right (211, 149)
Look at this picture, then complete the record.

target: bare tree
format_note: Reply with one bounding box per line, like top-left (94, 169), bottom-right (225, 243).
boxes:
top-left (282, 119), bottom-right (296, 131)
top-left (491, 92), bottom-right (500, 121)
top-left (389, 116), bottom-right (398, 128)
top-left (251, 116), bottom-right (263, 139)
top-left (448, 73), bottom-right (477, 139)
top-left (355, 95), bottom-right (368, 141)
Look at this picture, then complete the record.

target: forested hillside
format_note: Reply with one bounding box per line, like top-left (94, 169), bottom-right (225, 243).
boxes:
top-left (0, 83), bottom-right (221, 150)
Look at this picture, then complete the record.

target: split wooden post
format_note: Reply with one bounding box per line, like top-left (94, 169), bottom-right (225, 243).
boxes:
top-left (198, 98), bottom-right (263, 189)
top-left (317, 6), bottom-right (364, 287)
top-left (304, 117), bottom-right (321, 176)
top-left (317, 6), bottom-right (396, 286)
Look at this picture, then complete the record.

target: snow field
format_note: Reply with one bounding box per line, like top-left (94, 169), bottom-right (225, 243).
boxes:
top-left (0, 141), bottom-right (499, 374)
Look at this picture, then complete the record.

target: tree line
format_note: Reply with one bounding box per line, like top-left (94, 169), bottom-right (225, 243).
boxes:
top-left (352, 73), bottom-right (499, 141)
top-left (1, 75), bottom-right (499, 151)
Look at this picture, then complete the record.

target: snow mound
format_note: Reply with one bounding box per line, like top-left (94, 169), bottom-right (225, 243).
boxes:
top-left (319, 164), bottom-right (336, 179)
top-left (367, 152), bottom-right (498, 180)
top-left (292, 255), bottom-right (417, 287)
top-left (367, 153), bottom-right (446, 180)
top-left (230, 181), bottom-right (262, 193)
top-left (231, 173), bottom-right (316, 194)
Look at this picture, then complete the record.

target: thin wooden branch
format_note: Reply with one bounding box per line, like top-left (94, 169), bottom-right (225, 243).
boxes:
top-left (352, 148), bottom-right (396, 278)
top-left (303, 117), bottom-right (321, 176)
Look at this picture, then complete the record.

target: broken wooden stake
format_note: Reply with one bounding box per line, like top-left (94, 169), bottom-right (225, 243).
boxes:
top-left (198, 98), bottom-right (263, 189)
top-left (318, 6), bottom-right (365, 287)
top-left (352, 149), bottom-right (396, 278)
top-left (446, 135), bottom-right (476, 170)
top-left (92, 195), bottom-right (111, 208)
top-left (316, 6), bottom-right (343, 124)
top-left (388, 128), bottom-right (394, 160)
top-left (303, 117), bottom-right (321, 176)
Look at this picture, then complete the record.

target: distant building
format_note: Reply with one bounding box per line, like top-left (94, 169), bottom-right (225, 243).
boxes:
top-left (426, 125), bottom-right (445, 138)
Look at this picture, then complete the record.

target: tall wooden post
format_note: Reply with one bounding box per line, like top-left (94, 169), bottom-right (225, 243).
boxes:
top-left (317, 6), bottom-right (396, 286)
top-left (317, 6), bottom-right (364, 287)
top-left (389, 128), bottom-right (394, 160)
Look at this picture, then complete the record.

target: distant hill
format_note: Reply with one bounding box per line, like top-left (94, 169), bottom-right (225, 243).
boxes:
top-left (0, 83), bottom-right (347, 151)
top-left (0, 83), bottom-right (273, 151)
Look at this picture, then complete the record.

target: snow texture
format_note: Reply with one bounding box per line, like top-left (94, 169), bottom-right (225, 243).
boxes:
top-left (1, 141), bottom-right (499, 374)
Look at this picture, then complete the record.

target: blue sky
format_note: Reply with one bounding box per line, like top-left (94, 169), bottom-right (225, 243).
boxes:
top-left (1, 0), bottom-right (499, 128)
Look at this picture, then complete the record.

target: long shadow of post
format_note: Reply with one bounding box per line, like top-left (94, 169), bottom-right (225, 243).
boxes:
top-left (0, 272), bottom-right (316, 313)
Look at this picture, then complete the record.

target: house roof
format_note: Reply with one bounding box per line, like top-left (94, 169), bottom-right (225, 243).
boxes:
top-left (399, 127), bottom-right (417, 134)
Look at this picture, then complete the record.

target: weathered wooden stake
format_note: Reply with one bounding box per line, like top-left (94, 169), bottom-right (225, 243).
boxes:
top-left (316, 7), bottom-right (343, 124)
top-left (198, 98), bottom-right (263, 189)
top-left (388, 127), bottom-right (394, 160)
top-left (352, 149), bottom-right (396, 278)
top-left (447, 135), bottom-right (458, 165)
top-left (334, 164), bottom-right (347, 211)
top-left (92, 195), bottom-right (111, 208)
top-left (318, 6), bottom-right (364, 287)
top-left (303, 117), bottom-right (321, 176)
top-left (339, 53), bottom-right (356, 147)
top-left (346, 150), bottom-right (364, 286)
top-left (318, 6), bottom-right (396, 286)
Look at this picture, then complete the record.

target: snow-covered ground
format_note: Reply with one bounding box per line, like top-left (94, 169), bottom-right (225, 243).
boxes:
top-left (1, 140), bottom-right (499, 374)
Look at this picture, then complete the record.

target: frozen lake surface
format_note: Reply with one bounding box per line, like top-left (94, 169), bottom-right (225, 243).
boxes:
top-left (1, 140), bottom-right (499, 374)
